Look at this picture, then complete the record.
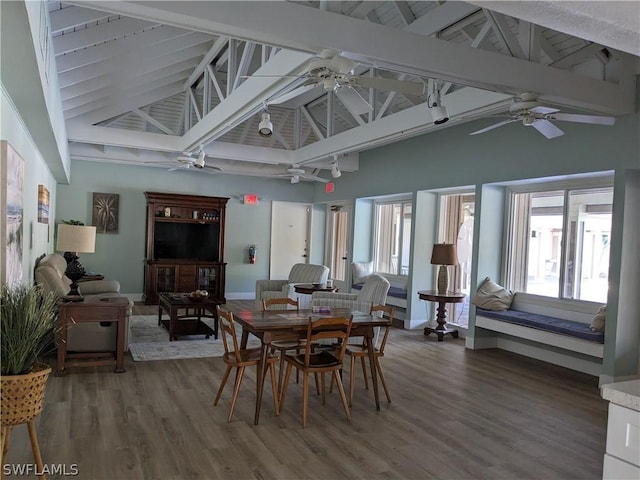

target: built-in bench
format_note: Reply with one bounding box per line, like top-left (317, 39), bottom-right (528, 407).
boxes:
top-left (473, 293), bottom-right (604, 376)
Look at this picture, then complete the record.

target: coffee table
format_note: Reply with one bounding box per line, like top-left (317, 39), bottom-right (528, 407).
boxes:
top-left (157, 293), bottom-right (220, 341)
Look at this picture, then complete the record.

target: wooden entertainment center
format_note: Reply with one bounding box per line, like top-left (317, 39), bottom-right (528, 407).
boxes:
top-left (143, 192), bottom-right (229, 305)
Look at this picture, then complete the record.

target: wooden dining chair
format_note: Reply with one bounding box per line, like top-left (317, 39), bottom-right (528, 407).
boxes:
top-left (262, 297), bottom-right (306, 390)
top-left (213, 306), bottom-right (279, 422)
top-left (344, 304), bottom-right (394, 406)
top-left (279, 315), bottom-right (353, 428)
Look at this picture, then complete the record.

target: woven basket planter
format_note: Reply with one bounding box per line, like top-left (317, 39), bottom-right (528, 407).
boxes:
top-left (1, 363), bottom-right (51, 426)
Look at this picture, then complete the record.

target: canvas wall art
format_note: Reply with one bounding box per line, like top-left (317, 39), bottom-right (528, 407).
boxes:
top-left (92, 192), bottom-right (119, 234)
top-left (1, 141), bottom-right (25, 286)
top-left (37, 184), bottom-right (49, 224)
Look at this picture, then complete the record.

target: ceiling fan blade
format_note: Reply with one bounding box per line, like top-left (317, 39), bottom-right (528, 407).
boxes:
top-left (550, 112), bottom-right (615, 125)
top-left (268, 83), bottom-right (319, 105)
top-left (532, 119), bottom-right (565, 139)
top-left (302, 174), bottom-right (329, 184)
top-left (469, 118), bottom-right (519, 135)
top-left (335, 86), bottom-right (372, 115)
top-left (530, 106), bottom-right (559, 115)
top-left (353, 75), bottom-right (425, 96)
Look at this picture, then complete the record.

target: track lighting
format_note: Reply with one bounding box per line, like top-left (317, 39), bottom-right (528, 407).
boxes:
top-left (258, 110), bottom-right (273, 137)
top-left (330, 155), bottom-right (341, 178)
top-left (428, 86), bottom-right (449, 125)
top-left (290, 174), bottom-right (300, 184)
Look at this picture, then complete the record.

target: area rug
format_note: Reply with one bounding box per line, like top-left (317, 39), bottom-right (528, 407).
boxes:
top-left (128, 315), bottom-right (260, 362)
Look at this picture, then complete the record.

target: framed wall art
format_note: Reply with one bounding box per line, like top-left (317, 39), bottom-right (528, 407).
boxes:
top-left (1, 141), bottom-right (25, 285)
top-left (37, 184), bottom-right (49, 224)
top-left (92, 192), bottom-right (119, 234)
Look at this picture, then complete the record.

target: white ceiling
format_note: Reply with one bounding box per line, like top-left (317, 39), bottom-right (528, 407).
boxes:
top-left (47, 1), bottom-right (639, 182)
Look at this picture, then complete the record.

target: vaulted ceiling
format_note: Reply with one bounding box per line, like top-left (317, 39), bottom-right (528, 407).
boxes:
top-left (47, 1), bottom-right (639, 182)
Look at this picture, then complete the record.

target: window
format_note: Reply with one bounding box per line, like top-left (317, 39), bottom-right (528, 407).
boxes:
top-left (506, 183), bottom-right (613, 303)
top-left (373, 200), bottom-right (411, 275)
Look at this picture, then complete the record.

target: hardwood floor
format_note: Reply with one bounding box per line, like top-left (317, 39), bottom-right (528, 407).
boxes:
top-left (3, 301), bottom-right (607, 479)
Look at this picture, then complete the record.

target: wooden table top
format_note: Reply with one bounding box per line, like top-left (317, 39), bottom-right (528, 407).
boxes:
top-left (232, 308), bottom-right (389, 332)
top-left (158, 292), bottom-right (221, 306)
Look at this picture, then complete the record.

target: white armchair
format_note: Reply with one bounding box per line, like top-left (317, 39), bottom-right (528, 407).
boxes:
top-left (311, 273), bottom-right (390, 313)
top-left (255, 263), bottom-right (329, 309)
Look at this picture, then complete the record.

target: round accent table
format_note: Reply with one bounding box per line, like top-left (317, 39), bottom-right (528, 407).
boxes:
top-left (294, 284), bottom-right (339, 295)
top-left (418, 290), bottom-right (466, 341)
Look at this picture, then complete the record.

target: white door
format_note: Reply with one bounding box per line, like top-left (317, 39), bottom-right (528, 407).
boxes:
top-left (327, 203), bottom-right (351, 292)
top-left (270, 201), bottom-right (311, 279)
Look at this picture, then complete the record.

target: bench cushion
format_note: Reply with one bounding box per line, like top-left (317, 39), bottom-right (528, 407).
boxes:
top-left (476, 308), bottom-right (604, 343)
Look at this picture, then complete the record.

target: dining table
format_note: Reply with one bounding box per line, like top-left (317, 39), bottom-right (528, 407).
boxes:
top-left (231, 307), bottom-right (391, 425)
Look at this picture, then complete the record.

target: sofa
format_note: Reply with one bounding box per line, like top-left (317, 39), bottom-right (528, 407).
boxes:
top-left (255, 263), bottom-right (329, 309)
top-left (34, 253), bottom-right (133, 352)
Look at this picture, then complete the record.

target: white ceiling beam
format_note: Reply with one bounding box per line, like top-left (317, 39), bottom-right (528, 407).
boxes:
top-left (550, 43), bottom-right (606, 69)
top-left (466, 1), bottom-right (640, 57)
top-left (49, 5), bottom-right (111, 34)
top-left (133, 109), bottom-right (175, 135)
top-left (347, 1), bottom-right (385, 20)
top-left (233, 42), bottom-right (256, 91)
top-left (394, 1), bottom-right (415, 26)
top-left (404, 2), bottom-right (480, 36)
top-left (300, 106), bottom-right (325, 140)
top-left (206, 64), bottom-right (225, 101)
top-left (188, 88), bottom-right (202, 121)
top-left (269, 112), bottom-right (292, 149)
top-left (470, 21), bottom-right (492, 49)
top-left (55, 25), bottom-right (193, 73)
top-left (59, 42), bottom-right (210, 89)
top-left (67, 122), bottom-right (181, 152)
top-left (180, 49), bottom-right (314, 153)
top-left (484, 10), bottom-right (526, 59)
top-left (518, 21), bottom-right (540, 63)
top-left (73, 1), bottom-right (633, 114)
top-left (294, 88), bottom-right (513, 165)
top-left (53, 17), bottom-right (157, 55)
top-left (184, 35), bottom-right (229, 88)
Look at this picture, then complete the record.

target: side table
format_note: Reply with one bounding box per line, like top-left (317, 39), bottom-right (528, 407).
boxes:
top-left (418, 290), bottom-right (466, 341)
top-left (56, 297), bottom-right (129, 374)
top-left (294, 284), bottom-right (339, 309)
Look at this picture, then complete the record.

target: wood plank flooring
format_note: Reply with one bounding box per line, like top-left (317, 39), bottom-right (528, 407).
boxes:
top-left (2, 300), bottom-right (608, 479)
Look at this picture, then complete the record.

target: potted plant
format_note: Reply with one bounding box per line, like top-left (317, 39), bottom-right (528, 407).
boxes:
top-left (1, 283), bottom-right (58, 472)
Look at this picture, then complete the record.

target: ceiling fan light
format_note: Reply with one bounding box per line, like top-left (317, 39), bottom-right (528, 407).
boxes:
top-left (258, 112), bottom-right (273, 137)
top-left (522, 115), bottom-right (535, 126)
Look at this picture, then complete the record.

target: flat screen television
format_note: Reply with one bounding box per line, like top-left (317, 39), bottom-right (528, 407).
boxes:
top-left (153, 222), bottom-right (219, 262)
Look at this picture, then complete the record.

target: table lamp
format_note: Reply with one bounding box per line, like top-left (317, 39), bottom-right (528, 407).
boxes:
top-left (430, 243), bottom-right (458, 294)
top-left (56, 224), bottom-right (97, 300)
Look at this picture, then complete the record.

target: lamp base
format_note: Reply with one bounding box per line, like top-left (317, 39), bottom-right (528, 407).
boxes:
top-left (65, 259), bottom-right (86, 301)
top-left (437, 265), bottom-right (449, 294)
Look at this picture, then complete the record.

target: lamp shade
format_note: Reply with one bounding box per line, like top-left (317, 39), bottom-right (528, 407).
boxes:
top-left (56, 224), bottom-right (96, 253)
top-left (430, 243), bottom-right (458, 266)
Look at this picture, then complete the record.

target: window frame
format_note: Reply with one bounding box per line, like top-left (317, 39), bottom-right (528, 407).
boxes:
top-left (503, 175), bottom-right (614, 302)
top-left (372, 197), bottom-right (412, 276)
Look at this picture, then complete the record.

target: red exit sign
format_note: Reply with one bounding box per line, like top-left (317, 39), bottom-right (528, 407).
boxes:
top-left (243, 194), bottom-right (259, 205)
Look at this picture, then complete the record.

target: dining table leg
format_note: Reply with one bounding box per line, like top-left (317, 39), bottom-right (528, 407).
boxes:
top-left (365, 328), bottom-right (381, 410)
top-left (254, 332), bottom-right (272, 425)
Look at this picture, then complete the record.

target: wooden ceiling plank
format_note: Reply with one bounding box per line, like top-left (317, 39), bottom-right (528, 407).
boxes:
top-left (55, 25), bottom-right (193, 73)
top-left (49, 5), bottom-right (111, 34)
top-left (59, 42), bottom-right (211, 89)
top-left (53, 17), bottom-right (158, 55)
top-left (301, 106), bottom-right (325, 140)
top-left (518, 21), bottom-right (540, 63)
top-left (233, 42), bottom-right (256, 91)
top-left (550, 43), bottom-right (605, 69)
top-left (347, 1), bottom-right (386, 20)
top-left (393, 1), bottom-right (415, 26)
top-left (206, 64), bottom-right (226, 101)
top-left (404, 2), bottom-right (480, 36)
top-left (188, 88), bottom-right (202, 121)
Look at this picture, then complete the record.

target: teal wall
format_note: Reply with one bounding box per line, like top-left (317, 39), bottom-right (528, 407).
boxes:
top-left (55, 161), bottom-right (316, 295)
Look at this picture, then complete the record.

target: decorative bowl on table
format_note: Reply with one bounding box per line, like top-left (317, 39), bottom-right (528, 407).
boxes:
top-left (189, 290), bottom-right (209, 302)
top-left (312, 282), bottom-right (324, 288)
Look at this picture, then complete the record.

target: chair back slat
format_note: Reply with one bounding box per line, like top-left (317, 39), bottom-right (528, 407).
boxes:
top-left (262, 297), bottom-right (300, 311)
top-left (217, 305), bottom-right (241, 362)
top-left (303, 316), bottom-right (352, 366)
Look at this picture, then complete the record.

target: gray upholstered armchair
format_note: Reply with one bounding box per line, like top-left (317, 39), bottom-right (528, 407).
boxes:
top-left (311, 273), bottom-right (390, 313)
top-left (255, 263), bottom-right (329, 309)
top-left (34, 253), bottom-right (133, 352)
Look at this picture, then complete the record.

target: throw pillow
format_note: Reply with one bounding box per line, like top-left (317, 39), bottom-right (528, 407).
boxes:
top-left (590, 305), bottom-right (606, 332)
top-left (352, 261), bottom-right (373, 284)
top-left (471, 276), bottom-right (515, 311)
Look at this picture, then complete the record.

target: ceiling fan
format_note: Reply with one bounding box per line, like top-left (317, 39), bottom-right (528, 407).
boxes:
top-left (262, 49), bottom-right (425, 115)
top-left (147, 151), bottom-right (224, 174)
top-left (469, 92), bottom-right (615, 139)
top-left (272, 166), bottom-right (329, 184)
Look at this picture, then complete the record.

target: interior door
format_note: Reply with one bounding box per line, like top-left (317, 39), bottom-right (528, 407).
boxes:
top-left (270, 201), bottom-right (311, 279)
top-left (327, 203), bottom-right (351, 292)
